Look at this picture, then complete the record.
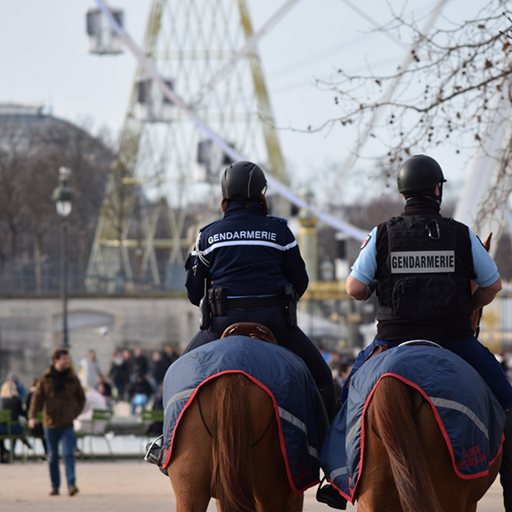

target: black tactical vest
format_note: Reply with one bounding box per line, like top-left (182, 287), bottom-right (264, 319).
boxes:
top-left (376, 215), bottom-right (473, 321)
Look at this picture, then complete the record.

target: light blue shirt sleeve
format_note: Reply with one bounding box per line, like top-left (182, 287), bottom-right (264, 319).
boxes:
top-left (469, 229), bottom-right (500, 287)
top-left (349, 226), bottom-right (378, 286)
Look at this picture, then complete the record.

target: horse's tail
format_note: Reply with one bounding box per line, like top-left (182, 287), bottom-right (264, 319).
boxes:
top-left (211, 373), bottom-right (256, 512)
top-left (371, 376), bottom-right (442, 512)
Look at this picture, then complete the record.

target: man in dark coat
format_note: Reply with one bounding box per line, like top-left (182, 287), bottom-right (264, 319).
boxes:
top-left (29, 348), bottom-right (85, 497)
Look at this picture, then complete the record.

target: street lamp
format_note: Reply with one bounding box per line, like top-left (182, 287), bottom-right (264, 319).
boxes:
top-left (52, 167), bottom-right (74, 348)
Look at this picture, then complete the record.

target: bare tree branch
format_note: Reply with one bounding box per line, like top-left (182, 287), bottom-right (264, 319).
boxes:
top-left (310, 1), bottom-right (512, 187)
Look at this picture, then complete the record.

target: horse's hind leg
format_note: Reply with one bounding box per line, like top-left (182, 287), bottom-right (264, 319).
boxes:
top-left (168, 399), bottom-right (213, 512)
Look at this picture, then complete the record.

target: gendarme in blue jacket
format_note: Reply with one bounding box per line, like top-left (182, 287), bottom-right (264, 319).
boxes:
top-left (185, 201), bottom-right (308, 303)
top-left (183, 200), bottom-right (336, 420)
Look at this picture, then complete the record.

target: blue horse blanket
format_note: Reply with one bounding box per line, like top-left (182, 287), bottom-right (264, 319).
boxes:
top-left (161, 336), bottom-right (329, 492)
top-left (321, 345), bottom-right (505, 503)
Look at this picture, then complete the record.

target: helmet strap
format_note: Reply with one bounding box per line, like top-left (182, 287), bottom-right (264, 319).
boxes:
top-left (427, 183), bottom-right (442, 203)
top-left (437, 182), bottom-right (443, 203)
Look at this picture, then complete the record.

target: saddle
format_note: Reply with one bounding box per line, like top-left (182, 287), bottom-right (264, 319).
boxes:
top-left (221, 322), bottom-right (278, 345)
top-left (343, 340), bottom-right (440, 397)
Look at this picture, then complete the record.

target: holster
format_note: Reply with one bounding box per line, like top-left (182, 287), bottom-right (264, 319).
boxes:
top-left (208, 287), bottom-right (227, 316)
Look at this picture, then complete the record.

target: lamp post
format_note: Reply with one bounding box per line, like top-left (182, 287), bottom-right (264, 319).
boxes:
top-left (52, 167), bottom-right (74, 348)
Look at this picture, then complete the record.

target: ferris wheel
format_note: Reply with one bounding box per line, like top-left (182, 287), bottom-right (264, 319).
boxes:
top-left (84, 0), bottom-right (294, 292)
top-left (84, 0), bottom-right (368, 293)
top-left (85, 0), bottom-right (511, 295)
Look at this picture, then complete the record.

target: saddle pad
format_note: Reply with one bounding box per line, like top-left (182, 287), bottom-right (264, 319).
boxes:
top-left (321, 345), bottom-right (505, 503)
top-left (160, 336), bottom-right (329, 492)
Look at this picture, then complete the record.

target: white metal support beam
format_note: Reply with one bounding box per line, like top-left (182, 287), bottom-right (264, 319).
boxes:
top-left (453, 87), bottom-right (512, 256)
top-left (95, 0), bottom-right (367, 241)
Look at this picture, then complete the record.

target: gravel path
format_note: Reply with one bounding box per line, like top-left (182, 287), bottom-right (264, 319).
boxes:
top-left (0, 459), bottom-right (505, 511)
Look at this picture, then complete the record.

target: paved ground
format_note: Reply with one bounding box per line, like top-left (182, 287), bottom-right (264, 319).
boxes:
top-left (2, 403), bottom-right (505, 511)
top-left (0, 459), bottom-right (505, 512)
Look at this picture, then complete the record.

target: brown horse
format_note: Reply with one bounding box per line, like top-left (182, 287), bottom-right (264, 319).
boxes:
top-left (167, 373), bottom-right (303, 512)
top-left (355, 375), bottom-right (502, 512)
top-left (165, 324), bottom-right (309, 512)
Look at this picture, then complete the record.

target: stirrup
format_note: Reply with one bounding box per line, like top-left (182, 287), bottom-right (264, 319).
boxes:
top-left (316, 477), bottom-right (347, 510)
top-left (144, 435), bottom-right (168, 476)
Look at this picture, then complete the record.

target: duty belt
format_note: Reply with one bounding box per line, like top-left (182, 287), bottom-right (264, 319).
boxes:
top-left (209, 293), bottom-right (283, 315)
top-left (225, 295), bottom-right (283, 309)
top-left (207, 286), bottom-right (297, 327)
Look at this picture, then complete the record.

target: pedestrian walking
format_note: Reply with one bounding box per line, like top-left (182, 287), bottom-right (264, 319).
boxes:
top-left (28, 347), bottom-right (85, 497)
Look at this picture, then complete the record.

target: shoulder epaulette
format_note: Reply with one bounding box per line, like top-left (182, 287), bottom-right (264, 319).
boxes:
top-left (199, 220), bottom-right (216, 232)
top-left (268, 215), bottom-right (288, 225)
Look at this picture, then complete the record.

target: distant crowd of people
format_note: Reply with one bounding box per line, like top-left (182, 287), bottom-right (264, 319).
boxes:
top-left (106, 345), bottom-right (180, 412)
top-left (0, 344), bottom-right (181, 469)
top-left (70, 345), bottom-right (180, 415)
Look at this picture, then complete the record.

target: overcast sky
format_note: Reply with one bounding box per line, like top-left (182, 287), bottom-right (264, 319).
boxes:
top-left (0, 0), bottom-right (490, 206)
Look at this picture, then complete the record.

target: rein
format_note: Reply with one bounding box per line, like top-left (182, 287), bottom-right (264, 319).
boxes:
top-left (197, 391), bottom-right (213, 437)
top-left (197, 389), bottom-right (273, 448)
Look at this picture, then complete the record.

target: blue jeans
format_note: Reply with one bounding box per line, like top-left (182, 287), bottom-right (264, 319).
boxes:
top-left (341, 336), bottom-right (512, 409)
top-left (44, 427), bottom-right (76, 490)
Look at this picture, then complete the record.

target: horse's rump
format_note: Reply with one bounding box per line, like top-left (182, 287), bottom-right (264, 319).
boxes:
top-left (166, 372), bottom-right (289, 512)
top-left (358, 375), bottom-right (502, 512)
top-left (161, 336), bottom-right (328, 493)
top-left (361, 376), bottom-right (444, 512)
top-left (320, 345), bottom-right (505, 506)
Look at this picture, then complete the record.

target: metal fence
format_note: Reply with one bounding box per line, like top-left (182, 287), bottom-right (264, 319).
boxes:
top-left (2, 260), bottom-right (512, 355)
top-left (0, 261), bottom-right (188, 295)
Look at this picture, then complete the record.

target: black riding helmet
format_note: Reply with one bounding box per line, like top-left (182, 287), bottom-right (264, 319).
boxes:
top-left (221, 161), bottom-right (267, 201)
top-left (397, 154), bottom-right (447, 202)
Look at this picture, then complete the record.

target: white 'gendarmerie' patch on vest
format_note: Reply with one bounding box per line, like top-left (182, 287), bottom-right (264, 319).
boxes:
top-left (390, 250), bottom-right (455, 273)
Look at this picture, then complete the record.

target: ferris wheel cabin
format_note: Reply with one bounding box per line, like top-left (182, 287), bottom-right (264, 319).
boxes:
top-left (135, 76), bottom-right (176, 123)
top-left (85, 7), bottom-right (124, 55)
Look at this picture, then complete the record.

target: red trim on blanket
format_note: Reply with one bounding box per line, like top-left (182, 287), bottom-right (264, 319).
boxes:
top-left (161, 369), bottom-right (312, 494)
top-left (342, 372), bottom-right (504, 504)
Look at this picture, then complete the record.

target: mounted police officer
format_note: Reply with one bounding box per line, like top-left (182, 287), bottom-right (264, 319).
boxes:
top-left (319, 154), bottom-right (512, 510)
top-left (183, 160), bottom-right (337, 420)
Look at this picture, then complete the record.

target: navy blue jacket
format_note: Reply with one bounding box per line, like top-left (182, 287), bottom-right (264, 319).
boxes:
top-left (185, 201), bottom-right (308, 305)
